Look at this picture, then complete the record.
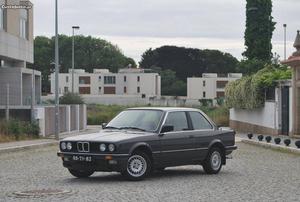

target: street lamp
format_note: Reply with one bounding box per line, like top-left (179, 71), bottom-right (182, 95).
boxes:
top-left (54, 0), bottom-right (59, 140)
top-left (72, 26), bottom-right (80, 93)
top-left (283, 24), bottom-right (287, 60)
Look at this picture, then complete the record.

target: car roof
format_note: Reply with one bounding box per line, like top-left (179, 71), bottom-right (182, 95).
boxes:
top-left (127, 107), bottom-right (201, 112)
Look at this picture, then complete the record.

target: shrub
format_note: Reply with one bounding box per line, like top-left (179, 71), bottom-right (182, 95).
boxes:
top-left (87, 105), bottom-right (126, 125)
top-left (265, 136), bottom-right (272, 143)
top-left (225, 65), bottom-right (292, 109)
top-left (60, 92), bottom-right (84, 104)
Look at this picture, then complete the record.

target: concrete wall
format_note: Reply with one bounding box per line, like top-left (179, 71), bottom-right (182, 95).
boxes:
top-left (35, 104), bottom-right (87, 137)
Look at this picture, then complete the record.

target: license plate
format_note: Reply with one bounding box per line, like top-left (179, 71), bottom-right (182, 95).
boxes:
top-left (72, 155), bottom-right (92, 162)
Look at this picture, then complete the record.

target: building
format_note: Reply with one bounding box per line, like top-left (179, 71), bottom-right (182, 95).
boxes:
top-left (50, 68), bottom-right (161, 97)
top-left (187, 73), bottom-right (242, 99)
top-left (0, 0), bottom-right (41, 106)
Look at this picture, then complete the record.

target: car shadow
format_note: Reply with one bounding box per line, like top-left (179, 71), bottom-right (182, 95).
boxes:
top-left (62, 167), bottom-right (233, 184)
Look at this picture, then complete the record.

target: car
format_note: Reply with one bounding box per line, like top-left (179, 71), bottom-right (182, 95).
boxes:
top-left (57, 107), bottom-right (237, 181)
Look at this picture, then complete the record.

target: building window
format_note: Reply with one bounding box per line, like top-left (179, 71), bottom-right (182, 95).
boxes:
top-left (98, 87), bottom-right (102, 94)
top-left (137, 76), bottom-right (140, 82)
top-left (79, 76), bottom-right (91, 84)
top-left (203, 91), bottom-right (206, 98)
top-left (216, 81), bottom-right (228, 89)
top-left (0, 8), bottom-right (3, 30)
top-left (20, 9), bottom-right (28, 39)
top-left (216, 91), bottom-right (225, 98)
top-left (203, 80), bottom-right (206, 87)
top-left (124, 86), bottom-right (127, 93)
top-left (137, 86), bottom-right (140, 93)
top-left (104, 76), bottom-right (116, 84)
top-left (124, 76), bottom-right (127, 82)
top-left (79, 87), bottom-right (91, 94)
top-left (66, 76), bottom-right (69, 83)
top-left (98, 76), bottom-right (101, 82)
top-left (64, 87), bottom-right (69, 93)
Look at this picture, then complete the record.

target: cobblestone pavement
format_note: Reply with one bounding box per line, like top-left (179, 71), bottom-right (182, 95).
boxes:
top-left (0, 143), bottom-right (299, 202)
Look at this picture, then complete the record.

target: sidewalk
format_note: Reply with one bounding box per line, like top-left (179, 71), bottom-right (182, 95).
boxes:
top-left (0, 126), bottom-right (100, 154)
top-left (237, 132), bottom-right (300, 155)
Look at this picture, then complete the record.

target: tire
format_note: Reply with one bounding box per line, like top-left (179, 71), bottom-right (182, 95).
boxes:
top-left (202, 147), bottom-right (223, 174)
top-left (122, 151), bottom-right (152, 181)
top-left (68, 169), bottom-right (94, 178)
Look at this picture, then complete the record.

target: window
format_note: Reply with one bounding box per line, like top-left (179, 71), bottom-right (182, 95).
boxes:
top-left (137, 76), bottom-right (140, 82)
top-left (98, 76), bottom-right (101, 82)
top-left (216, 91), bottom-right (225, 98)
top-left (64, 87), bottom-right (69, 93)
top-left (189, 112), bottom-right (212, 130)
top-left (66, 76), bottom-right (69, 83)
top-left (124, 76), bottom-right (127, 82)
top-left (20, 9), bottom-right (28, 39)
top-left (216, 81), bottom-right (228, 89)
top-left (0, 8), bottom-right (3, 30)
top-left (203, 91), bottom-right (206, 98)
top-left (79, 76), bottom-right (91, 84)
top-left (137, 86), bottom-right (140, 93)
top-left (164, 112), bottom-right (189, 132)
top-left (104, 76), bottom-right (116, 84)
top-left (124, 86), bottom-right (127, 93)
top-left (203, 80), bottom-right (206, 87)
top-left (98, 87), bottom-right (101, 94)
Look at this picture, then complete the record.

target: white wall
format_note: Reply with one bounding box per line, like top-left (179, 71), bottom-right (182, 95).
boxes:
top-left (230, 102), bottom-right (278, 130)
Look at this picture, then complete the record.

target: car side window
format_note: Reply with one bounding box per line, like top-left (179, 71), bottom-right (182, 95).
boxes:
top-left (164, 112), bottom-right (189, 132)
top-left (189, 111), bottom-right (213, 130)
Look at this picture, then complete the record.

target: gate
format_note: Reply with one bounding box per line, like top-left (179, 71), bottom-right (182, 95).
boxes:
top-left (281, 87), bottom-right (289, 135)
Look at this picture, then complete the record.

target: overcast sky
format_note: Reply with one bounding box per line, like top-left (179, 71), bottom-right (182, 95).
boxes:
top-left (31, 0), bottom-right (299, 63)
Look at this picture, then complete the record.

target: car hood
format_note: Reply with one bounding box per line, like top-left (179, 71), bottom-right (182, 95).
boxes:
top-left (62, 130), bottom-right (153, 142)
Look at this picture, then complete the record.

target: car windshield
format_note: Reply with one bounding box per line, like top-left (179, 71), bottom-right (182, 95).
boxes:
top-left (106, 110), bottom-right (163, 132)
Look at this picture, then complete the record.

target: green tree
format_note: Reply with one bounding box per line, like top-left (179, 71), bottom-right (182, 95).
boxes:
top-left (60, 92), bottom-right (84, 104)
top-left (243, 0), bottom-right (276, 62)
top-left (139, 46), bottom-right (238, 81)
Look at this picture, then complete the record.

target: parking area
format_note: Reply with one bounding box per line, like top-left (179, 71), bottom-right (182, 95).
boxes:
top-left (0, 142), bottom-right (299, 202)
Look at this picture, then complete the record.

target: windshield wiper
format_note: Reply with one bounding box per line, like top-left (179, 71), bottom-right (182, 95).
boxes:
top-left (104, 126), bottom-right (120, 130)
top-left (119, 127), bottom-right (146, 132)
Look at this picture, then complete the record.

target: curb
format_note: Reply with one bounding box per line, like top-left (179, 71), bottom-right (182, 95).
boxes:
top-left (0, 141), bottom-right (58, 154)
top-left (241, 139), bottom-right (300, 155)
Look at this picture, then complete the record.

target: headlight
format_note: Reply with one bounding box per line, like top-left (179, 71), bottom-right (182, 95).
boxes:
top-left (61, 142), bottom-right (66, 150)
top-left (66, 142), bottom-right (72, 150)
top-left (100, 143), bottom-right (106, 152)
top-left (108, 144), bottom-right (115, 152)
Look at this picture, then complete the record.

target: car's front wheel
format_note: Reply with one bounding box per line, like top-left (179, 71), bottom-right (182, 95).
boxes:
top-left (68, 169), bottom-right (94, 178)
top-left (202, 147), bottom-right (223, 174)
top-left (122, 151), bottom-right (151, 181)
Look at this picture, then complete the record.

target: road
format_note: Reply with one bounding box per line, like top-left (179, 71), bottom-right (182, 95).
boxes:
top-left (0, 143), bottom-right (299, 202)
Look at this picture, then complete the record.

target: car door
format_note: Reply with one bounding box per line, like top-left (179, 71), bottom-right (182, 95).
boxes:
top-left (187, 111), bottom-right (216, 160)
top-left (158, 111), bottom-right (198, 166)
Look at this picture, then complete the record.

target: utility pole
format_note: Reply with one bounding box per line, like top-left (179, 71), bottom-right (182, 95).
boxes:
top-left (5, 84), bottom-right (9, 121)
top-left (55, 0), bottom-right (60, 140)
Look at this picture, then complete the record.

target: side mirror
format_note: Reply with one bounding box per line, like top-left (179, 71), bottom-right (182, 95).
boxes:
top-left (101, 123), bottom-right (107, 129)
top-left (160, 125), bottom-right (174, 134)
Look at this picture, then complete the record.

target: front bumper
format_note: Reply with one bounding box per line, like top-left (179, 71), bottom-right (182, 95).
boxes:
top-left (57, 151), bottom-right (129, 172)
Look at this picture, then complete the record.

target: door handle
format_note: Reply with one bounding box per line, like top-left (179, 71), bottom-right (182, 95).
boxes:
top-left (188, 135), bottom-right (194, 138)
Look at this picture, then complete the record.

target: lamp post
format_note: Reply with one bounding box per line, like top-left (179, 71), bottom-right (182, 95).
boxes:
top-left (283, 24), bottom-right (287, 60)
top-left (72, 26), bottom-right (80, 93)
top-left (54, 0), bottom-right (59, 140)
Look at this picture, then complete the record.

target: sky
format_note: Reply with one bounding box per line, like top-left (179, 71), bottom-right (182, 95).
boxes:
top-left (31, 0), bottom-right (299, 64)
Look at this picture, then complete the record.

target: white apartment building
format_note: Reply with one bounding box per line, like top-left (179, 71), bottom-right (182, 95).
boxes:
top-left (187, 73), bottom-right (242, 99)
top-left (50, 68), bottom-right (161, 97)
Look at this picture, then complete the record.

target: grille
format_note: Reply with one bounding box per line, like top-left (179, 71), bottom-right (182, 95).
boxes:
top-left (77, 142), bottom-right (90, 152)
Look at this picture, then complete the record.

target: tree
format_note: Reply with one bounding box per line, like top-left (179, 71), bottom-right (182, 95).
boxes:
top-left (28, 35), bottom-right (136, 93)
top-left (60, 92), bottom-right (84, 104)
top-left (139, 46), bottom-right (238, 81)
top-left (243, 0), bottom-right (276, 62)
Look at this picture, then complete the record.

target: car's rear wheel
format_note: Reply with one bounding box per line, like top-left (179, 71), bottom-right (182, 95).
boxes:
top-left (68, 169), bottom-right (94, 178)
top-left (122, 151), bottom-right (151, 181)
top-left (202, 147), bottom-right (223, 174)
